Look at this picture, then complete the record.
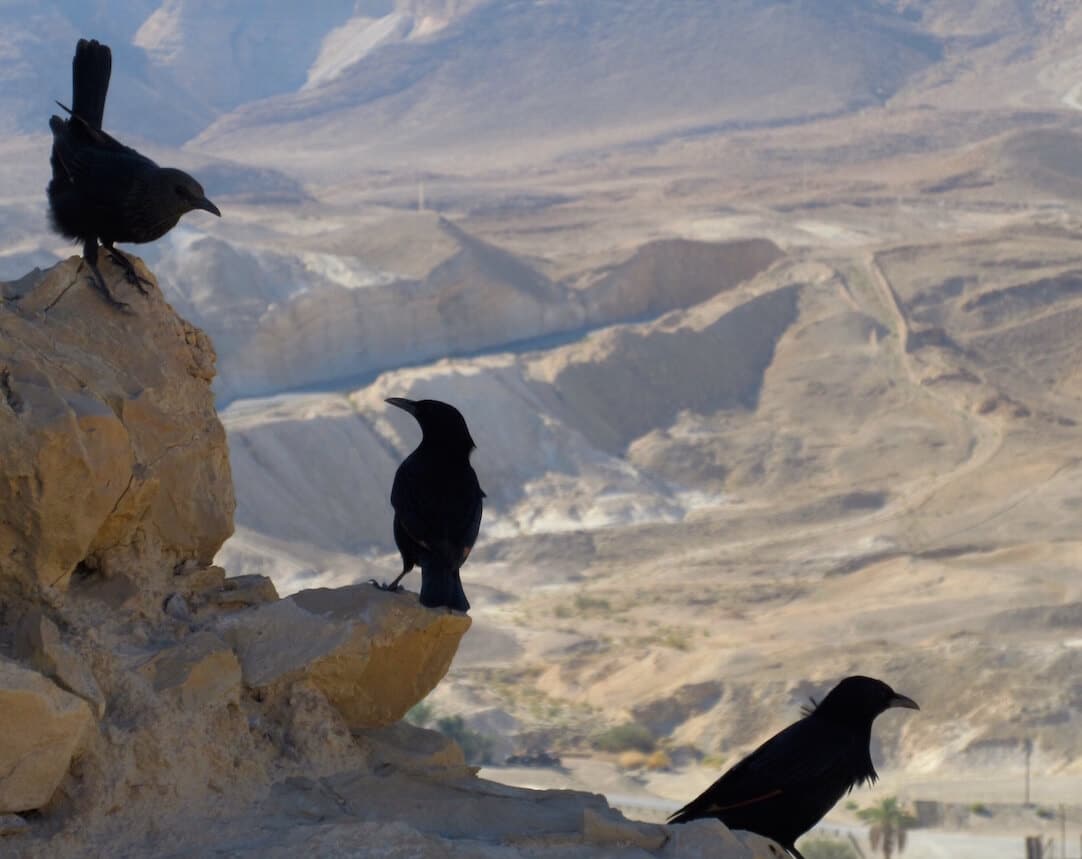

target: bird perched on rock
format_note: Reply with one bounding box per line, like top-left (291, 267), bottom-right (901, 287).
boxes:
top-left (47, 38), bottom-right (220, 308)
top-left (669, 675), bottom-right (919, 859)
top-left (379, 398), bottom-right (484, 612)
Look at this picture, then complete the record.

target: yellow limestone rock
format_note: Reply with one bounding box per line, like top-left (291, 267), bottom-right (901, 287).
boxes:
top-left (15, 609), bottom-right (105, 717)
top-left (219, 584), bottom-right (470, 728)
top-left (0, 258), bottom-right (234, 596)
top-left (0, 657), bottom-right (92, 813)
top-left (137, 631), bottom-right (242, 710)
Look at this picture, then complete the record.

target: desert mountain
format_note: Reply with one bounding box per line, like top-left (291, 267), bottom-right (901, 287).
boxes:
top-left (2, 259), bottom-right (779, 859)
top-left (0, 1), bottom-right (209, 142)
top-left (195, 0), bottom-right (944, 170)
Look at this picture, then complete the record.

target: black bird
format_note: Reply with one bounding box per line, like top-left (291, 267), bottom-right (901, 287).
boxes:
top-left (47, 38), bottom-right (220, 308)
top-left (380, 398), bottom-right (484, 612)
top-left (669, 676), bottom-right (919, 859)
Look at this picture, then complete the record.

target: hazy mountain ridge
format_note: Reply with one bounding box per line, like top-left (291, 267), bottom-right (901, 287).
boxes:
top-left (3, 0), bottom-right (1079, 156)
top-left (149, 217), bottom-right (782, 402)
top-left (195, 0), bottom-right (945, 169)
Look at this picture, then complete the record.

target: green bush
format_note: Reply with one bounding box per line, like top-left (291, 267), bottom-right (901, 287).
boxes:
top-left (574, 594), bottom-right (611, 612)
top-left (798, 836), bottom-right (860, 859)
top-left (592, 721), bottom-right (655, 754)
top-left (434, 715), bottom-right (494, 765)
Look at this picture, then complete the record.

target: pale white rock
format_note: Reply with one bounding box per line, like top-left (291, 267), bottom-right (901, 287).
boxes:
top-left (583, 807), bottom-right (667, 850)
top-left (735, 831), bottom-right (790, 858)
top-left (662, 819), bottom-right (756, 858)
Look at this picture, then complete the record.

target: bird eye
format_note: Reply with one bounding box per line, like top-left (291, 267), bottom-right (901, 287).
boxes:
top-left (174, 185), bottom-right (190, 199)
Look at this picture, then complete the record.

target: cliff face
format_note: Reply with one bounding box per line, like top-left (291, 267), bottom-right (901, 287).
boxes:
top-left (0, 258), bottom-right (234, 601)
top-left (0, 259), bottom-right (765, 858)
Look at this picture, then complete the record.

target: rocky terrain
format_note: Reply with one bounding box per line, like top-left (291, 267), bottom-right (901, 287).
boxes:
top-left (0, 260), bottom-right (776, 857)
top-left (3, 3), bottom-right (1082, 855)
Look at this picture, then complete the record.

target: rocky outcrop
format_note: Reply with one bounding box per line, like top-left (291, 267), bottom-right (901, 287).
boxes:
top-left (135, 630), bottom-right (242, 711)
top-left (584, 238), bottom-right (785, 325)
top-left (0, 258), bottom-right (764, 858)
top-left (0, 658), bottom-right (92, 813)
top-left (0, 257), bottom-right (234, 600)
top-left (156, 223), bottom-right (784, 402)
top-left (15, 610), bottom-right (106, 718)
top-left (220, 584), bottom-right (470, 727)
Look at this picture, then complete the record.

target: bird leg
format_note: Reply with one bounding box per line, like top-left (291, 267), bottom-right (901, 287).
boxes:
top-left (369, 570), bottom-right (410, 593)
top-left (82, 240), bottom-right (131, 310)
top-left (103, 244), bottom-right (152, 295)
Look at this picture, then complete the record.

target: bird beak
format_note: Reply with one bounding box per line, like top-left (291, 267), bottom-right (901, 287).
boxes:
top-left (889, 693), bottom-right (920, 711)
top-left (386, 397), bottom-right (417, 416)
top-left (195, 197), bottom-right (221, 217)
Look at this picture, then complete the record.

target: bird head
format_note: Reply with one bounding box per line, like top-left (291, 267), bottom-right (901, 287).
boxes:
top-left (160, 168), bottom-right (221, 218)
top-left (386, 397), bottom-right (476, 454)
top-left (809, 675), bottom-right (919, 725)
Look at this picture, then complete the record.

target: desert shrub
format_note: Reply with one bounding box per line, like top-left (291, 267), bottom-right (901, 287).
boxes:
top-left (970, 802), bottom-right (991, 817)
top-left (592, 721), bottom-right (655, 753)
top-left (798, 836), bottom-right (860, 859)
top-left (657, 628), bottom-right (691, 651)
top-left (574, 594), bottom-right (611, 612)
top-left (434, 715), bottom-right (494, 765)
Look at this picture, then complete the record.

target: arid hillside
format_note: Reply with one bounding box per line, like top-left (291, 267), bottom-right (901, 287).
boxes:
top-left (3, 4), bottom-right (1082, 853)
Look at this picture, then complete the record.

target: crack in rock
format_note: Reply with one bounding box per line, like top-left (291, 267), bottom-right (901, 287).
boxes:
top-left (0, 367), bottom-right (23, 413)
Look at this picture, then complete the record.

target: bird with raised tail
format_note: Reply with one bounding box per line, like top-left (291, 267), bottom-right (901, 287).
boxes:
top-left (47, 38), bottom-right (220, 309)
top-left (378, 398), bottom-right (484, 613)
top-left (669, 675), bottom-right (919, 859)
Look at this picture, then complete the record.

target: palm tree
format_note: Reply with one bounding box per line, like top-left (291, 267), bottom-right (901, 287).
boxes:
top-left (857, 797), bottom-right (917, 858)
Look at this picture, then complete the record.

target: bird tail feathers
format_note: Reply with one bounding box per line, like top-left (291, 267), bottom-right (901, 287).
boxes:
top-left (418, 565), bottom-right (470, 613)
top-left (71, 38), bottom-right (112, 130)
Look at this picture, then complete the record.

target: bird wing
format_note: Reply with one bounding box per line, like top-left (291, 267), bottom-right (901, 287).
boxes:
top-left (669, 718), bottom-right (857, 822)
top-left (459, 485), bottom-right (483, 562)
top-left (391, 458), bottom-right (483, 567)
top-left (50, 122), bottom-right (167, 233)
top-left (53, 106), bottom-right (151, 163)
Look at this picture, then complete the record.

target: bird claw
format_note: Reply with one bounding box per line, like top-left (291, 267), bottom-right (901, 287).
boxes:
top-left (105, 249), bottom-right (153, 295)
top-left (368, 578), bottom-right (402, 593)
top-left (84, 266), bottom-right (132, 312)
